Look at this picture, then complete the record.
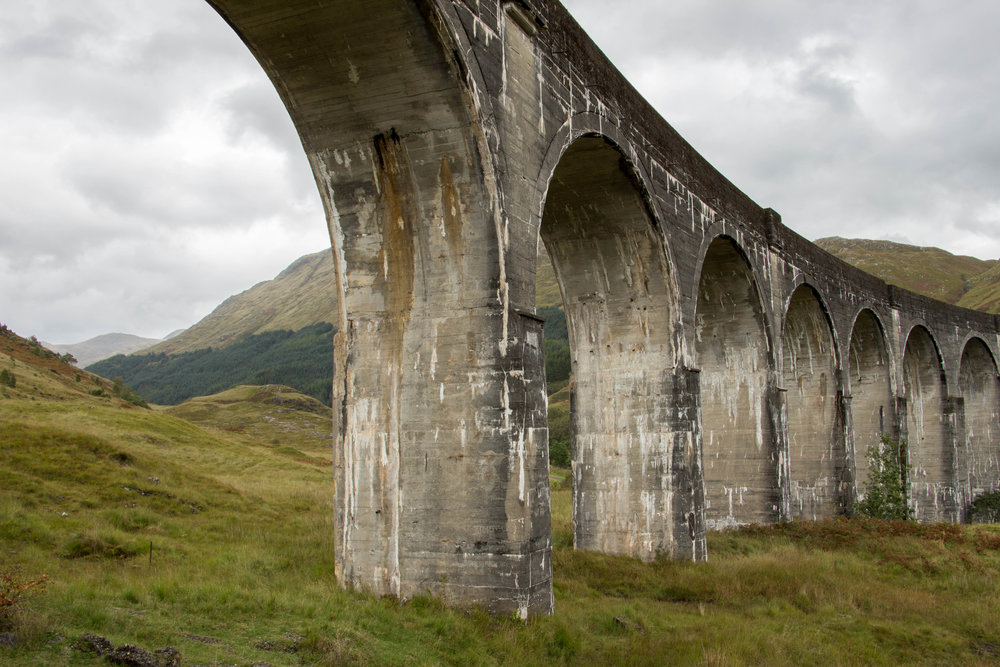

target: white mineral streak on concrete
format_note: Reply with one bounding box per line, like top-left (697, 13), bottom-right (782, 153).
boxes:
top-left (495, 212), bottom-right (509, 356)
top-left (472, 12), bottom-right (497, 46)
top-left (519, 429), bottom-right (529, 503)
top-left (392, 483), bottom-right (402, 597)
top-left (346, 59), bottom-right (360, 84)
top-left (499, 24), bottom-right (508, 109)
top-left (537, 62), bottom-right (545, 135)
top-left (502, 375), bottom-right (511, 433)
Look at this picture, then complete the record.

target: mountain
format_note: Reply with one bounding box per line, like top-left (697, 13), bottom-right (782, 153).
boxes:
top-left (815, 237), bottom-right (1000, 309)
top-left (144, 249), bottom-right (340, 356)
top-left (44, 332), bottom-right (163, 368)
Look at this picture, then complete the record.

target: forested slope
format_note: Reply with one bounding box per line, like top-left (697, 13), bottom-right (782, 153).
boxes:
top-left (88, 322), bottom-right (334, 406)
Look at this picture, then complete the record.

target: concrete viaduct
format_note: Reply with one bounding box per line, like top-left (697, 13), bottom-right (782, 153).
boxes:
top-left (207, 0), bottom-right (1000, 616)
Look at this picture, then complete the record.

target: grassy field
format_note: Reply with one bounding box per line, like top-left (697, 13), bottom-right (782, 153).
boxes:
top-left (3, 333), bottom-right (1000, 665)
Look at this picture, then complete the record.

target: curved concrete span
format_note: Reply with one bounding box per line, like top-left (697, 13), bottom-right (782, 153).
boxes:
top-left (207, 0), bottom-right (1000, 615)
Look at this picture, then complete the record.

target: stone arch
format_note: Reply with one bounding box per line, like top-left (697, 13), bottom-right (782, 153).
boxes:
top-left (847, 309), bottom-right (895, 502)
top-left (539, 134), bottom-right (680, 560)
top-left (209, 0), bottom-right (553, 616)
top-left (902, 326), bottom-right (955, 522)
top-left (782, 284), bottom-right (843, 519)
top-left (958, 337), bottom-right (1000, 507)
top-left (535, 116), bottom-right (669, 257)
top-left (696, 236), bottom-right (777, 528)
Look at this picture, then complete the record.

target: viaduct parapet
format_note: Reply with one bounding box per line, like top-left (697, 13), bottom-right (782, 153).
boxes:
top-left (207, 0), bottom-right (1000, 616)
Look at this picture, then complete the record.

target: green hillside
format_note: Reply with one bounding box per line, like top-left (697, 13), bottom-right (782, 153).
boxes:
top-left (815, 237), bottom-right (1000, 309)
top-left (957, 261), bottom-right (1000, 313)
top-left (164, 384), bottom-right (333, 465)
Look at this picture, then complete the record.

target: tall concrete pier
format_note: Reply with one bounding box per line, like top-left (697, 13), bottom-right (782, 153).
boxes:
top-left (207, 0), bottom-right (1000, 616)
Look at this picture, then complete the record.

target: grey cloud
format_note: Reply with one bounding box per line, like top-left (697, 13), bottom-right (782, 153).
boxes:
top-left (222, 82), bottom-right (304, 154)
top-left (792, 45), bottom-right (859, 115)
top-left (0, 16), bottom-right (99, 60)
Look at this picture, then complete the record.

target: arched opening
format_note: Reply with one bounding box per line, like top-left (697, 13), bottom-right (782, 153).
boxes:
top-left (847, 309), bottom-right (894, 501)
top-left (902, 326), bottom-right (953, 521)
top-left (540, 134), bottom-right (677, 560)
top-left (782, 285), bottom-right (842, 519)
top-left (958, 338), bottom-right (1000, 505)
top-left (695, 237), bottom-right (776, 528)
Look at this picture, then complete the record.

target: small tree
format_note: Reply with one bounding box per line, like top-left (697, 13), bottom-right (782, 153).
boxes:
top-left (968, 490), bottom-right (1000, 524)
top-left (547, 404), bottom-right (572, 469)
top-left (111, 377), bottom-right (149, 409)
top-left (856, 433), bottom-right (911, 520)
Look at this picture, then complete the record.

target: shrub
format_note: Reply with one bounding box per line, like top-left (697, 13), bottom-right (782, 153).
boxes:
top-left (856, 433), bottom-right (911, 520)
top-left (967, 490), bottom-right (1000, 524)
top-left (548, 405), bottom-right (571, 468)
top-left (26, 336), bottom-right (57, 361)
top-left (111, 377), bottom-right (149, 409)
top-left (0, 569), bottom-right (47, 631)
top-left (0, 369), bottom-right (14, 388)
top-left (62, 533), bottom-right (138, 560)
top-left (550, 439), bottom-right (571, 469)
top-left (545, 340), bottom-right (571, 385)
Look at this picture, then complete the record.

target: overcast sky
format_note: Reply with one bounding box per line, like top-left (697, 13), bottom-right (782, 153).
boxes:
top-left (3, 1), bottom-right (1000, 344)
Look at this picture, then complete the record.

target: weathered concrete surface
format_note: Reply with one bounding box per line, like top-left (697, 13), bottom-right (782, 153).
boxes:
top-left (208, 0), bottom-right (1000, 615)
top-left (783, 286), bottom-right (843, 520)
top-left (958, 338), bottom-right (1000, 516)
top-left (847, 309), bottom-right (895, 504)
top-left (901, 327), bottom-right (955, 521)
top-left (696, 238), bottom-right (776, 529)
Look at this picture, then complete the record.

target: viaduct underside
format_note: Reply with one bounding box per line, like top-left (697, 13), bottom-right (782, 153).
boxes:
top-left (207, 0), bottom-right (1000, 616)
